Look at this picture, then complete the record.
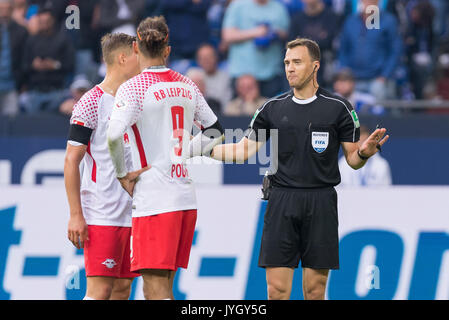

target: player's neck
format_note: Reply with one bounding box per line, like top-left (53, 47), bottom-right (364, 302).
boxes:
top-left (293, 83), bottom-right (319, 100)
top-left (139, 56), bottom-right (166, 71)
top-left (99, 71), bottom-right (126, 96)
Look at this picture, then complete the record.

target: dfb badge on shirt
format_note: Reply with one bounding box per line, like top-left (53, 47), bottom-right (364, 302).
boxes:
top-left (311, 132), bottom-right (329, 153)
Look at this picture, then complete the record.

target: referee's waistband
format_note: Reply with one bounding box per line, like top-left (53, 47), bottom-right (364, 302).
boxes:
top-left (272, 185), bottom-right (335, 192)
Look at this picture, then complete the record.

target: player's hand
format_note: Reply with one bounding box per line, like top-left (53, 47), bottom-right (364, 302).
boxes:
top-left (359, 127), bottom-right (389, 158)
top-left (118, 166), bottom-right (151, 197)
top-left (68, 214), bottom-right (88, 249)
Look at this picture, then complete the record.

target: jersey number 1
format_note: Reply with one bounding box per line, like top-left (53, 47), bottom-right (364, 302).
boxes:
top-left (171, 106), bottom-right (184, 156)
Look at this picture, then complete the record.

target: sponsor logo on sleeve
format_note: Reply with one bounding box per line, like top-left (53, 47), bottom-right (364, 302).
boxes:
top-left (351, 110), bottom-right (360, 128)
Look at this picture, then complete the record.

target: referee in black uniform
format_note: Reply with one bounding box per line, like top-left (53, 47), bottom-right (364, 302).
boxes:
top-left (210, 38), bottom-right (389, 300)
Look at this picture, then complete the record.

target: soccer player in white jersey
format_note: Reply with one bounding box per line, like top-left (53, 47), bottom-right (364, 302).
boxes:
top-left (107, 16), bottom-right (224, 300)
top-left (64, 33), bottom-right (147, 300)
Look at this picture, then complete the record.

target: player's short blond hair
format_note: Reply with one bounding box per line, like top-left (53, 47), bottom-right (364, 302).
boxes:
top-left (101, 33), bottom-right (135, 66)
top-left (286, 38), bottom-right (321, 62)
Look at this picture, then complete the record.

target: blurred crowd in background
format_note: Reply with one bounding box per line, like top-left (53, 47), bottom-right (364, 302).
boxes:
top-left (0, 0), bottom-right (448, 120)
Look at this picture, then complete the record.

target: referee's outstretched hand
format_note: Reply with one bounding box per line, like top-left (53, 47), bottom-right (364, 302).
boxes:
top-left (359, 127), bottom-right (389, 158)
top-left (118, 166), bottom-right (151, 197)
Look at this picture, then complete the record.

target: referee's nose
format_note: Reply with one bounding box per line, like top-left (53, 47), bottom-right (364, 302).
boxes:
top-left (286, 62), bottom-right (295, 74)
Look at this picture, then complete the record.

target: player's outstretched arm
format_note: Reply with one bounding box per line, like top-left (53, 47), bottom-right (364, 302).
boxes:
top-left (342, 127), bottom-right (389, 170)
top-left (189, 120), bottom-right (225, 158)
top-left (64, 143), bottom-right (89, 249)
top-left (210, 137), bottom-right (264, 163)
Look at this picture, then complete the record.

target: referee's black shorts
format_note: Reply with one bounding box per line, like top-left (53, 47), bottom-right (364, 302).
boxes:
top-left (258, 186), bottom-right (339, 270)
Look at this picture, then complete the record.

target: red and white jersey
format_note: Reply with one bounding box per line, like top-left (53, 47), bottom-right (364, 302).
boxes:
top-left (110, 67), bottom-right (218, 217)
top-left (70, 85), bottom-right (133, 227)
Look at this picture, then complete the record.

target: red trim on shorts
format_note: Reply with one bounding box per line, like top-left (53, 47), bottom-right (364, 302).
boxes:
top-left (131, 124), bottom-right (148, 168)
top-left (86, 141), bottom-right (96, 182)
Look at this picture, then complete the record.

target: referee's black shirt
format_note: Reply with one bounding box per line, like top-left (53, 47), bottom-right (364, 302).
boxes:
top-left (247, 87), bottom-right (360, 188)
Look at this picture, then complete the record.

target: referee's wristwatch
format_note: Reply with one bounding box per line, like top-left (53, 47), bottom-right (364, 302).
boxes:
top-left (357, 149), bottom-right (370, 161)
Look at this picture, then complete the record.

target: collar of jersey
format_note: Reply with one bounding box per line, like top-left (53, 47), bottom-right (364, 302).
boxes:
top-left (143, 67), bottom-right (170, 73)
top-left (291, 94), bottom-right (317, 105)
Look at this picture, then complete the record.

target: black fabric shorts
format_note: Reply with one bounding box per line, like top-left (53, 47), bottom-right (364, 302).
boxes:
top-left (258, 186), bottom-right (339, 270)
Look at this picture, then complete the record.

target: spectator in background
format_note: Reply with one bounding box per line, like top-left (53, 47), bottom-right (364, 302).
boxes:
top-left (97, 0), bottom-right (145, 35)
top-left (338, 0), bottom-right (402, 101)
top-left (12, 0), bottom-right (70, 35)
top-left (21, 7), bottom-right (74, 114)
top-left (430, 0), bottom-right (448, 38)
top-left (339, 125), bottom-right (392, 186)
top-left (277, 0), bottom-right (303, 16)
top-left (66, 0), bottom-right (101, 84)
top-left (386, 0), bottom-right (409, 34)
top-left (11, 0), bottom-right (39, 34)
top-left (188, 43), bottom-right (232, 110)
top-left (207, 0), bottom-right (227, 49)
top-left (404, 0), bottom-right (435, 99)
top-left (144, 0), bottom-right (163, 18)
top-left (0, 0), bottom-right (27, 117)
top-left (222, 0), bottom-right (290, 98)
top-left (288, 0), bottom-right (339, 87)
top-left (347, 0), bottom-right (388, 13)
top-left (186, 68), bottom-right (222, 115)
top-left (162, 0), bottom-right (213, 62)
top-left (224, 74), bottom-right (267, 116)
top-left (28, 0), bottom-right (71, 27)
top-left (333, 68), bottom-right (385, 115)
top-left (436, 52), bottom-right (449, 100)
top-left (59, 77), bottom-right (93, 116)
top-left (330, 0), bottom-right (352, 20)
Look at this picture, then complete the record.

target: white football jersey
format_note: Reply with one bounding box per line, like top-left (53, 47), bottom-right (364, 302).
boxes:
top-left (70, 85), bottom-right (133, 226)
top-left (110, 67), bottom-right (218, 217)
top-left (338, 153), bottom-right (392, 186)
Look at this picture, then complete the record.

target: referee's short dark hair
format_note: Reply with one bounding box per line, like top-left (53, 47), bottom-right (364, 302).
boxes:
top-left (286, 38), bottom-right (321, 62)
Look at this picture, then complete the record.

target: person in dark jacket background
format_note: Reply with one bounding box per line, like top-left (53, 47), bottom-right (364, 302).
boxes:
top-left (288, 0), bottom-right (339, 88)
top-left (97, 0), bottom-right (145, 35)
top-left (338, 0), bottom-right (402, 100)
top-left (21, 6), bottom-right (74, 113)
top-left (161, 0), bottom-right (213, 61)
top-left (0, 0), bottom-right (28, 117)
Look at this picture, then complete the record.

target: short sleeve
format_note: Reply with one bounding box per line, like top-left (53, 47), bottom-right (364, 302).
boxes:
top-left (338, 101), bottom-right (360, 143)
top-left (246, 103), bottom-right (271, 142)
top-left (178, 73), bottom-right (218, 129)
top-left (193, 88), bottom-right (218, 129)
top-left (222, 0), bottom-right (241, 29)
top-left (70, 92), bottom-right (99, 130)
top-left (110, 82), bottom-right (142, 127)
top-left (273, 3), bottom-right (290, 32)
